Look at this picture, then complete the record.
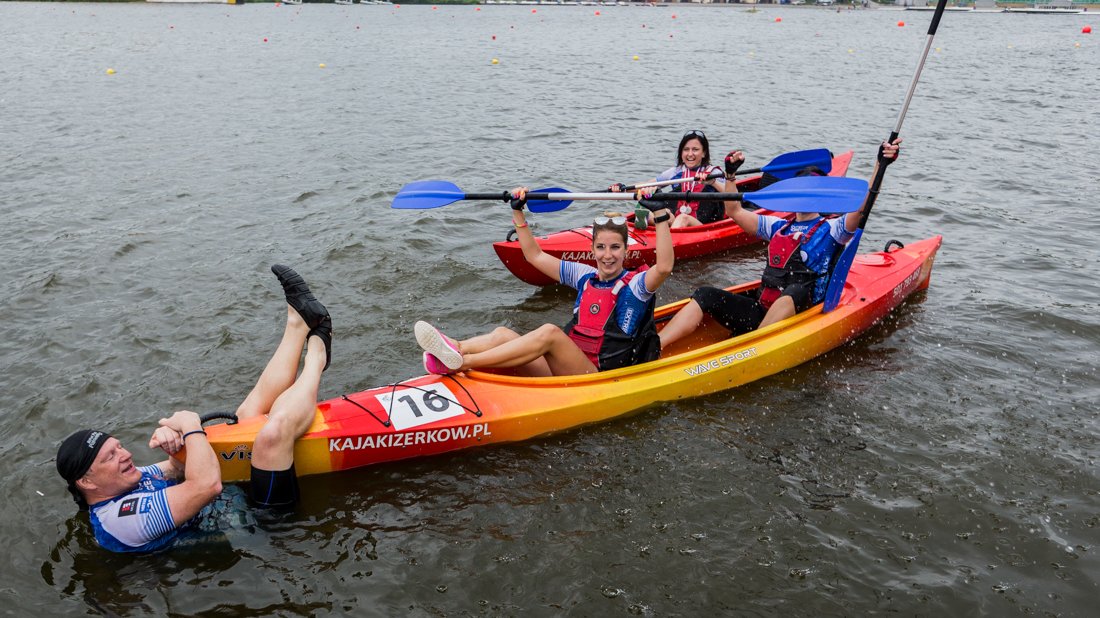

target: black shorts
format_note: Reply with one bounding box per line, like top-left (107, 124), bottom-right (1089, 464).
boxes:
top-left (692, 284), bottom-right (814, 337)
top-left (695, 200), bottom-right (724, 225)
top-left (250, 464), bottom-right (299, 509)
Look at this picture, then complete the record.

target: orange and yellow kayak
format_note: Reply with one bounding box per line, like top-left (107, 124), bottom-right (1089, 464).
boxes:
top-left (199, 235), bottom-right (941, 482)
top-left (493, 151), bottom-right (854, 286)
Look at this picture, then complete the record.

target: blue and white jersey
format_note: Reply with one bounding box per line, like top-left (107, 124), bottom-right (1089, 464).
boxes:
top-left (757, 214), bottom-right (854, 303)
top-left (89, 465), bottom-right (179, 553)
top-left (559, 262), bottom-right (654, 336)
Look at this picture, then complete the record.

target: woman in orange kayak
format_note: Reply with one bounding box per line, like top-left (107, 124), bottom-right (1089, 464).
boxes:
top-left (416, 188), bottom-right (674, 377)
top-left (658, 139), bottom-right (901, 349)
top-left (612, 129), bottom-right (743, 229)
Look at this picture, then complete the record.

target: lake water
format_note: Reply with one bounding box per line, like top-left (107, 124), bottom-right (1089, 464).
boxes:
top-left (1, 2), bottom-right (1097, 615)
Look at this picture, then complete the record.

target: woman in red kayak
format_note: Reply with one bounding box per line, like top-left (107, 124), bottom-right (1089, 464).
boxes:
top-left (612, 130), bottom-right (743, 229)
top-left (416, 189), bottom-right (674, 377)
top-left (658, 140), bottom-right (901, 349)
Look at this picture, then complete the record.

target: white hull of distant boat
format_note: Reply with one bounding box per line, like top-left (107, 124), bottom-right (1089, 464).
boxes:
top-left (1005, 6), bottom-right (1085, 13)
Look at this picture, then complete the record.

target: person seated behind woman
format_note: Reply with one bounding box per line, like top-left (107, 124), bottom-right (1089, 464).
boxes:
top-left (658, 139), bottom-right (901, 350)
top-left (416, 188), bottom-right (675, 377)
top-left (612, 130), bottom-right (739, 229)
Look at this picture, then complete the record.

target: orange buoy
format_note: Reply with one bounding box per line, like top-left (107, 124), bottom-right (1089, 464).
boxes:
top-left (671, 14), bottom-right (677, 19)
top-left (263, 37), bottom-right (268, 42)
top-left (775, 17), bottom-right (781, 23)
top-left (898, 21), bottom-right (905, 27)
top-left (531, 8), bottom-right (536, 13)
top-left (1082, 25), bottom-right (1092, 34)
top-left (595, 10), bottom-right (600, 15)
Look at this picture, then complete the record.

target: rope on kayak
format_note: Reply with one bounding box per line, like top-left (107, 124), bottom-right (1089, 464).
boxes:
top-left (341, 395), bottom-right (391, 428)
top-left (441, 374), bottom-right (483, 418)
top-left (375, 377), bottom-right (484, 420)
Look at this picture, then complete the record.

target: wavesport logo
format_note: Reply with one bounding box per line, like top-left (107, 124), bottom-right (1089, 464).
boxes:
top-left (220, 444), bottom-right (251, 461)
top-left (683, 347), bottom-right (758, 377)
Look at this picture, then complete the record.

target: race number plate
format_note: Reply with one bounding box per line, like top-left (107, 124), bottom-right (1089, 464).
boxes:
top-left (375, 383), bottom-right (464, 431)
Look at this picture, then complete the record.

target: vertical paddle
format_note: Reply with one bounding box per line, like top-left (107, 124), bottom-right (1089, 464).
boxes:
top-left (823, 0), bottom-right (948, 313)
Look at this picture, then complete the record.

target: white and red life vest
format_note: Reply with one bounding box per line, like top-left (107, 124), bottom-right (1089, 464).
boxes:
top-left (564, 267), bottom-right (659, 371)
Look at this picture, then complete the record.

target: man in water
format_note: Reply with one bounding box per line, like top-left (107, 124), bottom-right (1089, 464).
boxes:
top-left (55, 265), bottom-right (332, 552)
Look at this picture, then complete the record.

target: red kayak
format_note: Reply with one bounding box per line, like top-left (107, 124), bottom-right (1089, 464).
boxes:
top-left (493, 150), bottom-right (854, 286)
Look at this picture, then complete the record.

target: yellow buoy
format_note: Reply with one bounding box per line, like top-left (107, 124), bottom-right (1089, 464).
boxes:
top-left (632, 55), bottom-right (639, 61)
top-left (106, 68), bottom-right (116, 75)
top-left (319, 63), bottom-right (326, 68)
top-left (491, 58), bottom-right (499, 65)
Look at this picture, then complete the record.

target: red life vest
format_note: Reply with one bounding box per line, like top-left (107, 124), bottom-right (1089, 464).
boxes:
top-left (565, 266), bottom-right (658, 370)
top-left (759, 217), bottom-right (831, 309)
top-left (673, 165), bottom-right (720, 219)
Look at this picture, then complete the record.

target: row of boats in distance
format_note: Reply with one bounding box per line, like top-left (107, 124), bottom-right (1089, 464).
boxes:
top-left (904, 0), bottom-right (1089, 13)
top-left (308, 0), bottom-right (1089, 12)
top-left (483, 1), bottom-right (652, 6)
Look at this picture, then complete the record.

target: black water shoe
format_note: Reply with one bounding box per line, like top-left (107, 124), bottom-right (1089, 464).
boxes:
top-left (271, 264), bottom-right (329, 331)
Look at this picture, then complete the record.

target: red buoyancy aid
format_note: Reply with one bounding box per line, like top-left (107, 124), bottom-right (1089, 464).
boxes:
top-left (758, 217), bottom-right (831, 309)
top-left (565, 266), bottom-right (659, 371)
top-left (674, 165), bottom-right (720, 219)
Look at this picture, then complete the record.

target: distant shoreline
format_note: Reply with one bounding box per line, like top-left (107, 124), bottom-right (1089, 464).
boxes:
top-left (3, 0), bottom-right (1089, 9)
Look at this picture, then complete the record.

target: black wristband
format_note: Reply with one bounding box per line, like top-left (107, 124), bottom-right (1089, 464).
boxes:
top-left (182, 429), bottom-right (207, 440)
top-left (653, 212), bottom-right (671, 224)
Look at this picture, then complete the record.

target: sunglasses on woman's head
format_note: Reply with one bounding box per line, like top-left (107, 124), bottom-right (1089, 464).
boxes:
top-left (683, 130), bottom-right (706, 140)
top-left (594, 216), bottom-right (627, 226)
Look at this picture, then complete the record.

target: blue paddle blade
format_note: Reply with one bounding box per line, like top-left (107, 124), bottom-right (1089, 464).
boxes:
top-left (760, 148), bottom-right (834, 180)
top-left (392, 180), bottom-right (466, 209)
top-left (823, 229), bottom-right (862, 313)
top-left (746, 176), bottom-right (868, 214)
top-left (526, 187), bottom-right (573, 213)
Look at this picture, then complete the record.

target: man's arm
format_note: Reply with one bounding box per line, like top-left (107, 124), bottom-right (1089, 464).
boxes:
top-left (150, 410), bottom-right (223, 526)
top-left (846, 139), bottom-right (902, 233)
